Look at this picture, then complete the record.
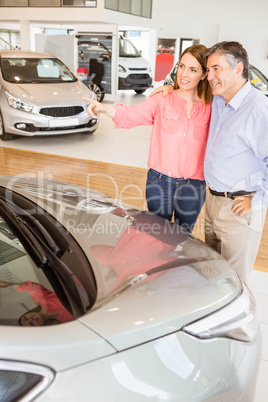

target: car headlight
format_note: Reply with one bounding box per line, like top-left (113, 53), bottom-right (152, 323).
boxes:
top-left (5, 91), bottom-right (33, 113)
top-left (0, 360), bottom-right (54, 401)
top-left (182, 283), bottom-right (258, 342)
top-left (118, 64), bottom-right (126, 73)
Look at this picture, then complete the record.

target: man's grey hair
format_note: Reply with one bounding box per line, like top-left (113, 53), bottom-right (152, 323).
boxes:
top-left (205, 41), bottom-right (249, 80)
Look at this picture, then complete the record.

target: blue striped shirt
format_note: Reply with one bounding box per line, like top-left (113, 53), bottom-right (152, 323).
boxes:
top-left (204, 80), bottom-right (268, 210)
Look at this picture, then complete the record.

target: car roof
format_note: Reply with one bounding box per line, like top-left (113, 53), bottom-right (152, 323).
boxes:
top-left (0, 50), bottom-right (56, 59)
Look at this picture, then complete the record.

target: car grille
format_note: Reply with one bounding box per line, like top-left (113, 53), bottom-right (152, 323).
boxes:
top-left (39, 106), bottom-right (84, 117)
top-left (129, 68), bottom-right (147, 71)
top-left (128, 74), bottom-right (150, 79)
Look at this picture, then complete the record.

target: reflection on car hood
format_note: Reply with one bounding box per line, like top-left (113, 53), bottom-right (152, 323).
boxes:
top-left (0, 176), bottom-right (241, 350)
top-left (3, 80), bottom-right (92, 106)
top-left (81, 259), bottom-right (240, 351)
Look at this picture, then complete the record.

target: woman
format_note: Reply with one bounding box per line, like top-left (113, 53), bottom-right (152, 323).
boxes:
top-left (0, 280), bottom-right (74, 326)
top-left (84, 45), bottom-right (212, 232)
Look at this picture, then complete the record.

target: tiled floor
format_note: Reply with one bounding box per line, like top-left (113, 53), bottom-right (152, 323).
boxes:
top-left (1, 88), bottom-right (267, 401)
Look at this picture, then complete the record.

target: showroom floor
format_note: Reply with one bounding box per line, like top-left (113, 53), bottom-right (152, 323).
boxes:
top-left (0, 90), bottom-right (152, 167)
top-left (1, 88), bottom-right (267, 401)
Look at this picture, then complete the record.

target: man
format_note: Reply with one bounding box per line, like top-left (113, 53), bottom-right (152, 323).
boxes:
top-left (204, 41), bottom-right (268, 281)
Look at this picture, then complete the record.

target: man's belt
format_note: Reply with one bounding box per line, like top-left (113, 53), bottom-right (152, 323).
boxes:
top-left (209, 188), bottom-right (255, 200)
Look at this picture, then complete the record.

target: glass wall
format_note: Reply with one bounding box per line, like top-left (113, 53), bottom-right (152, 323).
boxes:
top-left (0, 0), bottom-right (28, 5)
top-left (0, 30), bottom-right (21, 49)
top-left (29, 0), bottom-right (61, 5)
top-left (0, 0), bottom-right (97, 6)
top-left (105, 0), bottom-right (152, 18)
top-left (0, 0), bottom-right (153, 12)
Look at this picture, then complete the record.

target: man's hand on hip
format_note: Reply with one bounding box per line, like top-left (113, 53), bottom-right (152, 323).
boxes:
top-left (231, 196), bottom-right (253, 217)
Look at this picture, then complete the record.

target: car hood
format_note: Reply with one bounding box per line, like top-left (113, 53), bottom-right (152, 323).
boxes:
top-left (0, 176), bottom-right (241, 351)
top-left (79, 255), bottom-right (240, 351)
top-left (3, 80), bottom-right (91, 106)
top-left (119, 56), bottom-right (150, 70)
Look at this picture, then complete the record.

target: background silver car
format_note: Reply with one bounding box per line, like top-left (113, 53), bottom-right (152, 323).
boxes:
top-left (0, 50), bottom-right (99, 141)
top-left (0, 175), bottom-right (261, 401)
top-left (249, 64), bottom-right (268, 96)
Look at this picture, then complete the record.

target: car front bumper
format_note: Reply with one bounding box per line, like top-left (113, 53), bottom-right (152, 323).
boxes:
top-left (118, 74), bottom-right (152, 90)
top-left (1, 102), bottom-right (99, 136)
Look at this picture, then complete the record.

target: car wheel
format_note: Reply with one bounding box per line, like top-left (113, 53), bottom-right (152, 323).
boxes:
top-left (134, 89), bottom-right (146, 94)
top-left (0, 113), bottom-right (13, 141)
top-left (88, 84), bottom-right (105, 102)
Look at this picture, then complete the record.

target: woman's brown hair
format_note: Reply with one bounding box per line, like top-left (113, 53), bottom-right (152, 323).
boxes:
top-left (174, 44), bottom-right (212, 104)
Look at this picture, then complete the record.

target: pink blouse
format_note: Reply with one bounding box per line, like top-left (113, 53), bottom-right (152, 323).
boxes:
top-left (113, 91), bottom-right (211, 180)
top-left (17, 281), bottom-right (74, 323)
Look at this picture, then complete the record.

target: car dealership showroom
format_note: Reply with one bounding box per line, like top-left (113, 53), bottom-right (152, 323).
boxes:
top-left (0, 1), bottom-right (268, 401)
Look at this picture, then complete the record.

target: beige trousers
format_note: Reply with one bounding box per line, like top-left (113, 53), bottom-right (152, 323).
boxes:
top-left (205, 191), bottom-right (267, 282)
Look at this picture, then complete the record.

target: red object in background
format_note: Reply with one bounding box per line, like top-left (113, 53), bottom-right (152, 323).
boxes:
top-left (77, 67), bottom-right (88, 81)
top-left (155, 52), bottom-right (174, 81)
top-left (77, 68), bottom-right (88, 74)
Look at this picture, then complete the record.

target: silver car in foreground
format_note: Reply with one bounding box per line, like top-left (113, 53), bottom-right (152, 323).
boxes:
top-left (0, 175), bottom-right (261, 401)
top-left (0, 50), bottom-right (99, 141)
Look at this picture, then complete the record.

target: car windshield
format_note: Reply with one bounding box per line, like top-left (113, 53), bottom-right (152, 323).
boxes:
top-left (0, 57), bottom-right (76, 84)
top-left (0, 186), bottom-right (96, 327)
top-left (119, 38), bottom-right (141, 58)
top-left (0, 215), bottom-right (76, 326)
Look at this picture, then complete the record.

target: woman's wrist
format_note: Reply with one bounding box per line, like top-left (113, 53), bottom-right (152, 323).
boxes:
top-left (102, 105), bottom-right (116, 118)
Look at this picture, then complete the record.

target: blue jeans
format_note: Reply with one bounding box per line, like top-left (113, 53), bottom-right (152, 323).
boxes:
top-left (145, 169), bottom-right (206, 233)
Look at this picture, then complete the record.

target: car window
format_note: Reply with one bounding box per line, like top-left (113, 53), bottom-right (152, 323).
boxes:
top-left (0, 57), bottom-right (76, 83)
